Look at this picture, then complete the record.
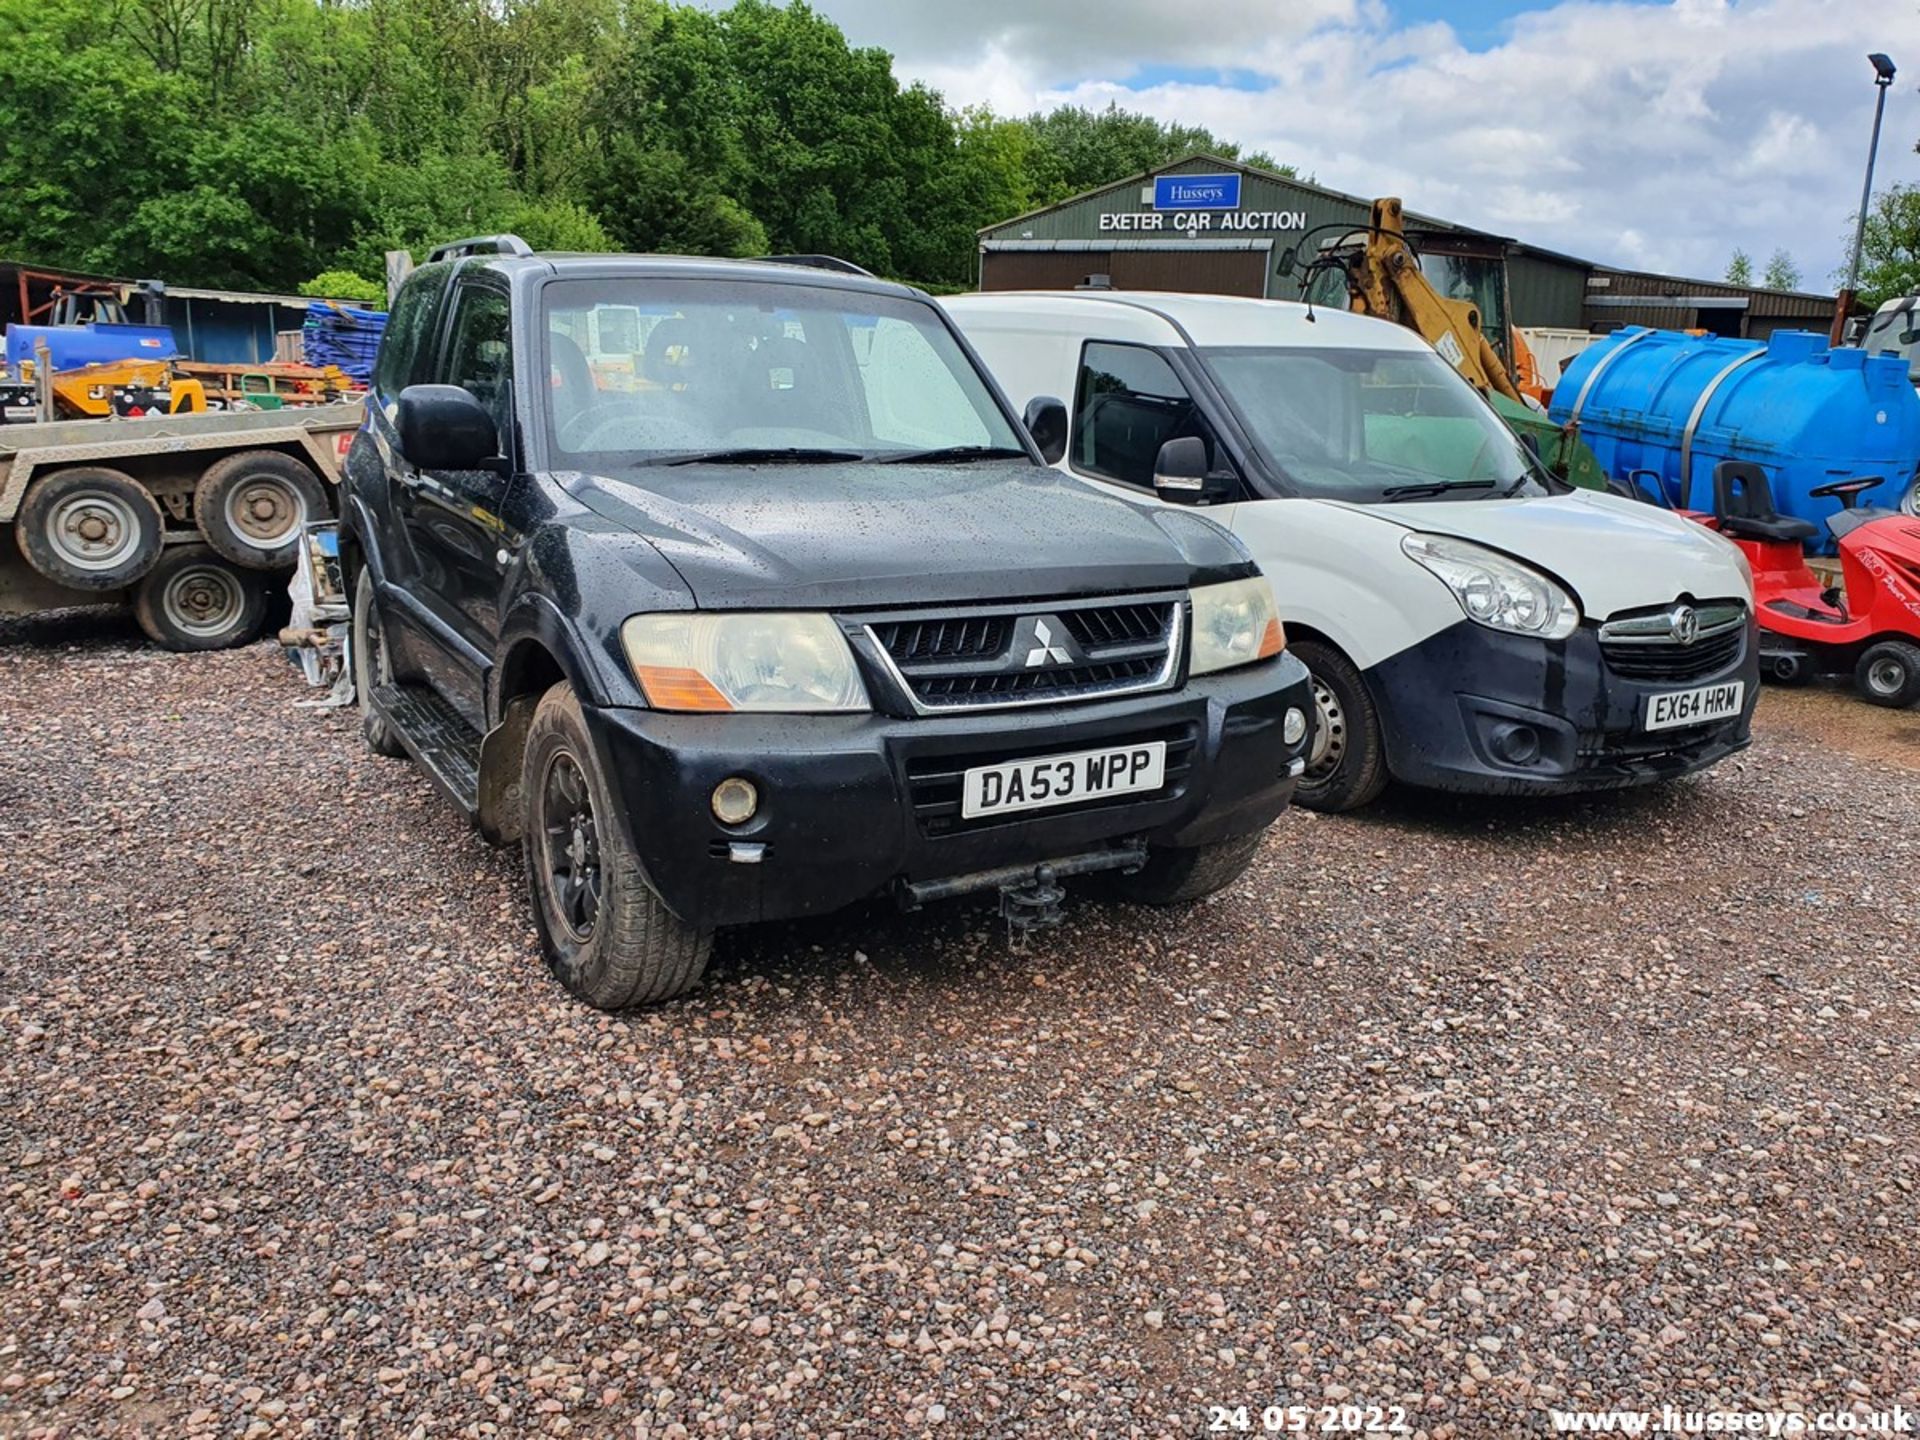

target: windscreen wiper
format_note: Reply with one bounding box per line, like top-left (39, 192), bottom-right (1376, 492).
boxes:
top-left (658, 447), bottom-right (866, 466)
top-left (1380, 479), bottom-right (1497, 501)
top-left (877, 445), bottom-right (1031, 465)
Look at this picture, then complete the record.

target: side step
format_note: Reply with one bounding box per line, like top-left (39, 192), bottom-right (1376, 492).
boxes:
top-left (370, 682), bottom-right (483, 820)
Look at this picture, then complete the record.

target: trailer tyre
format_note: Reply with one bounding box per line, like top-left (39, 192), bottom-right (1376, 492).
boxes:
top-left (352, 568), bottom-right (406, 757)
top-left (131, 546), bottom-right (269, 652)
top-left (15, 467), bottom-right (165, 591)
top-left (523, 682), bottom-right (712, 1009)
top-left (1292, 640), bottom-right (1390, 813)
top-left (193, 451), bottom-right (327, 569)
top-left (1856, 639), bottom-right (1920, 708)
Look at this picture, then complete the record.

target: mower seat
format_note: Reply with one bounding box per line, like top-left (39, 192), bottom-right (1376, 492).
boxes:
top-left (1712, 461), bottom-right (1818, 544)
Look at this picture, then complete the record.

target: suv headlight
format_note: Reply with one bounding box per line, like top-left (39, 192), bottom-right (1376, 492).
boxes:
top-left (1401, 533), bottom-right (1579, 640)
top-left (1190, 577), bottom-right (1285, 675)
top-left (621, 612), bottom-right (870, 713)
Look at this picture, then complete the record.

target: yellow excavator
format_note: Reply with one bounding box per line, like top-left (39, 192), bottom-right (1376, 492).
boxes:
top-left (1290, 197), bottom-right (1607, 490)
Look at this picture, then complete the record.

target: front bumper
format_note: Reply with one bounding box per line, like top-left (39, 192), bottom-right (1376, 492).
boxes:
top-left (1367, 619), bottom-right (1759, 796)
top-left (578, 653), bottom-right (1313, 928)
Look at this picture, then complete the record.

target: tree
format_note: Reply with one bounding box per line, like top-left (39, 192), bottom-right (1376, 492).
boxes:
top-left (1725, 249), bottom-right (1754, 285)
top-left (1840, 185), bottom-right (1920, 307)
top-left (300, 269), bottom-right (387, 302)
top-left (1761, 249), bottom-right (1802, 292)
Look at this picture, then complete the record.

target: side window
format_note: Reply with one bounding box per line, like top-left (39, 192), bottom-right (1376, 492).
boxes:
top-left (372, 268), bottom-right (448, 397)
top-left (1073, 342), bottom-right (1204, 487)
top-left (441, 284), bottom-right (514, 447)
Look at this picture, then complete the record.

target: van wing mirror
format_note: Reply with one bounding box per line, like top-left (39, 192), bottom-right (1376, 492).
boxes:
top-left (1153, 435), bottom-right (1229, 504)
top-left (1022, 395), bottom-right (1068, 465)
top-left (395, 384), bottom-right (500, 471)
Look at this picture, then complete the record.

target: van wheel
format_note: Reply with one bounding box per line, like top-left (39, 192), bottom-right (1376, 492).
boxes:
top-left (131, 546), bottom-right (268, 651)
top-left (523, 683), bottom-right (712, 1009)
top-left (1112, 831), bottom-right (1264, 905)
top-left (1291, 640), bottom-right (1388, 813)
top-left (194, 451), bottom-right (327, 569)
top-left (16, 467), bottom-right (165, 590)
top-left (1856, 639), bottom-right (1920, 708)
top-left (352, 568), bottom-right (406, 757)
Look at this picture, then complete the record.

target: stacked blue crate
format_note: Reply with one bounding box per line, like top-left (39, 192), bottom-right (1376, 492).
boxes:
top-left (301, 302), bottom-right (388, 386)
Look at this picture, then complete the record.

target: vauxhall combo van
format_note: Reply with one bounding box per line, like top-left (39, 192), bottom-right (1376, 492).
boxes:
top-left (945, 291), bottom-right (1758, 811)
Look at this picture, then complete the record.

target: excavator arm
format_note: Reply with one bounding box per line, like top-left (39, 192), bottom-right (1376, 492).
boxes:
top-left (1344, 197), bottom-right (1524, 404)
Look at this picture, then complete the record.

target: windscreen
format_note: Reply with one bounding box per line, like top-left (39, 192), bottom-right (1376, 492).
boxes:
top-left (541, 277), bottom-right (1023, 465)
top-left (1200, 345), bottom-right (1546, 502)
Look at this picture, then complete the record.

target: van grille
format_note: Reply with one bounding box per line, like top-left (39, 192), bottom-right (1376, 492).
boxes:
top-left (1597, 601), bottom-right (1748, 683)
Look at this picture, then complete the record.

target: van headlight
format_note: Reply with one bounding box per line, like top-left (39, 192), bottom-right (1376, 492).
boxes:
top-left (1189, 577), bottom-right (1285, 675)
top-left (621, 612), bottom-right (870, 712)
top-left (1401, 534), bottom-right (1579, 640)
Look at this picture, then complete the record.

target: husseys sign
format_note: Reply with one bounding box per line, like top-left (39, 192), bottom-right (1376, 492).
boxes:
top-left (1098, 172), bottom-right (1308, 232)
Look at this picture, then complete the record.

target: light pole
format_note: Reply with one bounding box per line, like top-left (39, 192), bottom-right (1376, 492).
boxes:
top-left (1834, 52), bottom-right (1896, 344)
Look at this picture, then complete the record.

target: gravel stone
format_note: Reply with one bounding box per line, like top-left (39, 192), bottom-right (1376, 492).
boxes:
top-left (1, 614), bottom-right (1917, 1438)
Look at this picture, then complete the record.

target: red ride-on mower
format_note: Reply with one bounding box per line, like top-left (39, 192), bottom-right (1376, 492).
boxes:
top-left (1704, 461), bottom-right (1920, 707)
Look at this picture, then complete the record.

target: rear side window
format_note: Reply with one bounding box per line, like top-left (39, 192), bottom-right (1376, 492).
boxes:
top-left (372, 264), bottom-right (452, 397)
top-left (1073, 342), bottom-right (1205, 487)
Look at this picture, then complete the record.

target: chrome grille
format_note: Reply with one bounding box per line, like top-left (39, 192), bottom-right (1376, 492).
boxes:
top-left (861, 594), bottom-right (1183, 713)
top-left (1598, 600), bottom-right (1748, 683)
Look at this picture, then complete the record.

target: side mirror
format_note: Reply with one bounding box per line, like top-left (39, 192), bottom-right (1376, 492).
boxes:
top-left (396, 384), bottom-right (500, 471)
top-left (1022, 395), bottom-right (1068, 465)
top-left (1153, 435), bottom-right (1234, 504)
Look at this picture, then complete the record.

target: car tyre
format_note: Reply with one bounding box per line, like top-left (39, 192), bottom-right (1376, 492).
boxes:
top-left (1291, 639), bottom-right (1389, 812)
top-left (1855, 638), bottom-right (1920, 708)
top-left (1110, 830), bottom-right (1265, 906)
top-left (131, 545), bottom-right (268, 651)
top-left (15, 466), bottom-right (165, 591)
top-left (523, 682), bottom-right (712, 1009)
top-left (193, 450), bottom-right (328, 569)
top-left (352, 567), bottom-right (406, 757)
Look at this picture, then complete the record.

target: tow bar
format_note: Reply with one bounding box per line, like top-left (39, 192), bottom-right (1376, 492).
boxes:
top-left (896, 841), bottom-right (1149, 946)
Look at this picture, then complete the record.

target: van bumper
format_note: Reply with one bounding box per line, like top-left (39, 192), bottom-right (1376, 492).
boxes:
top-left (577, 653), bottom-right (1314, 928)
top-left (1366, 619), bottom-right (1758, 796)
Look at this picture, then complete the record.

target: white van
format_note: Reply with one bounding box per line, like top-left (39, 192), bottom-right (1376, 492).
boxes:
top-left (945, 291), bottom-right (1757, 811)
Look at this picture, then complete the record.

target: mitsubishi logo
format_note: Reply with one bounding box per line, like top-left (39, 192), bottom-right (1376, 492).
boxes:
top-left (1668, 604), bottom-right (1700, 646)
top-left (1021, 617), bottom-right (1075, 668)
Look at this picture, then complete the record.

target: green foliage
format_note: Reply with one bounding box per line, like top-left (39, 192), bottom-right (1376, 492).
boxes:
top-left (300, 269), bottom-right (387, 302)
top-left (1761, 249), bottom-right (1801, 292)
top-left (1725, 249), bottom-right (1753, 286)
top-left (0, 0), bottom-right (1297, 293)
top-left (1843, 185), bottom-right (1920, 307)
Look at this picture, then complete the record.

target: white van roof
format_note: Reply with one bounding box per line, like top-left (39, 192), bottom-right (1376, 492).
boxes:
top-left (943, 289), bottom-right (1434, 354)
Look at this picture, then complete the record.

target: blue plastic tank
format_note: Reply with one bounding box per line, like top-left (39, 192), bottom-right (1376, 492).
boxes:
top-left (1550, 326), bottom-right (1920, 545)
top-left (4, 321), bottom-right (181, 372)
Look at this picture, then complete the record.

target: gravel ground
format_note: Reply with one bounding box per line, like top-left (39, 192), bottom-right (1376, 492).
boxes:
top-left (2, 612), bottom-right (1917, 1440)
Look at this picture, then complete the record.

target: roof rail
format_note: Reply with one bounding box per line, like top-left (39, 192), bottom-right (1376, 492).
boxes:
top-left (751, 254), bottom-right (876, 278)
top-left (427, 234), bottom-right (534, 263)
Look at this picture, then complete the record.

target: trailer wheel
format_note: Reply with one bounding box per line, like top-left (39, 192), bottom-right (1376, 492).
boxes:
top-left (193, 451), bottom-right (327, 570)
top-left (131, 546), bottom-right (269, 652)
top-left (1856, 639), bottom-right (1920, 708)
top-left (16, 467), bottom-right (166, 591)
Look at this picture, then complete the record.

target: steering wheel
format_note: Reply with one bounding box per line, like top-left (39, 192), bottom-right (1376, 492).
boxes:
top-left (558, 401), bottom-right (666, 452)
top-left (1809, 476), bottom-right (1885, 508)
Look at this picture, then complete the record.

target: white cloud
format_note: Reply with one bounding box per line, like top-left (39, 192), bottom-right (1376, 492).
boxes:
top-left (810, 0), bottom-right (1920, 287)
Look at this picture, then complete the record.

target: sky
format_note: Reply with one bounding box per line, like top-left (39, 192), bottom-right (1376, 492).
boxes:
top-left (802, 0), bottom-right (1920, 289)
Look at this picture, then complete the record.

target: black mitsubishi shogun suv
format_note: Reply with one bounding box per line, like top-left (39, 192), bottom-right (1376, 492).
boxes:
top-left (341, 236), bottom-right (1314, 1008)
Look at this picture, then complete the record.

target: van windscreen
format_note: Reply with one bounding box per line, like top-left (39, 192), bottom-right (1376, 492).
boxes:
top-left (1200, 346), bottom-right (1547, 503)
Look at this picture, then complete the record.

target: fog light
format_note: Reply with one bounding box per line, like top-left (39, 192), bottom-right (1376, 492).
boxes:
top-left (710, 776), bottom-right (759, 825)
top-left (1490, 722), bottom-right (1541, 766)
top-left (1283, 707), bottom-right (1308, 746)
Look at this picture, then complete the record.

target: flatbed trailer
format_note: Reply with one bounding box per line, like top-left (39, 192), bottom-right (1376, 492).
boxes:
top-left (0, 403), bottom-right (362, 650)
